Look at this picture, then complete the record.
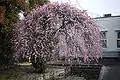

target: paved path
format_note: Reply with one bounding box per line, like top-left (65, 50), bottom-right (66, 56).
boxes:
top-left (99, 59), bottom-right (120, 80)
top-left (62, 76), bottom-right (85, 80)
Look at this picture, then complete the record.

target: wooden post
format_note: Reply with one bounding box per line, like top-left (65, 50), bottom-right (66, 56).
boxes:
top-left (0, 5), bottom-right (5, 24)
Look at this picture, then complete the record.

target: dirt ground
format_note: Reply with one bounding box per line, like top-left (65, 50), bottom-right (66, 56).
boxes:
top-left (0, 62), bottom-right (66, 80)
top-left (0, 63), bottom-right (35, 80)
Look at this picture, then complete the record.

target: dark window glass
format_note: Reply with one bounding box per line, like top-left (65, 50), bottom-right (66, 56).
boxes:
top-left (117, 32), bottom-right (120, 38)
top-left (101, 31), bottom-right (106, 39)
top-left (101, 40), bottom-right (107, 48)
top-left (117, 40), bottom-right (120, 48)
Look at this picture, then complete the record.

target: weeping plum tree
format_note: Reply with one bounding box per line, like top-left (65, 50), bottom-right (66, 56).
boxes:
top-left (13, 3), bottom-right (102, 73)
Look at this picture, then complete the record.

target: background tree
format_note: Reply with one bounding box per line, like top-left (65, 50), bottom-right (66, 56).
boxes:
top-left (0, 0), bottom-right (49, 66)
top-left (13, 3), bottom-right (102, 73)
top-left (29, 0), bottom-right (50, 10)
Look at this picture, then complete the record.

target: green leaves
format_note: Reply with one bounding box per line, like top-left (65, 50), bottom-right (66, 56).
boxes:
top-left (0, 0), bottom-right (49, 65)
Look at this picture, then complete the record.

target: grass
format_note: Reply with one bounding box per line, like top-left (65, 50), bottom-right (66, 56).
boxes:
top-left (0, 62), bottom-right (31, 80)
top-left (0, 70), bottom-right (19, 80)
top-left (0, 62), bottom-right (61, 80)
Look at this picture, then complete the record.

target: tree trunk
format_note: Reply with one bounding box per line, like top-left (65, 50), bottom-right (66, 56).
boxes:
top-left (31, 55), bottom-right (46, 73)
top-left (0, 6), bottom-right (5, 24)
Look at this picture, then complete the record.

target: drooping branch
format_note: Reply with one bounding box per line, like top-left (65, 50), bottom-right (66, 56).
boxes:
top-left (13, 3), bottom-right (102, 62)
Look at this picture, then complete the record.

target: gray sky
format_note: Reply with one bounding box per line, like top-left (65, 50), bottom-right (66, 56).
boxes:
top-left (50, 0), bottom-right (120, 17)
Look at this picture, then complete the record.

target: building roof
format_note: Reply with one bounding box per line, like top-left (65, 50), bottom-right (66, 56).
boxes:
top-left (94, 15), bottom-right (120, 19)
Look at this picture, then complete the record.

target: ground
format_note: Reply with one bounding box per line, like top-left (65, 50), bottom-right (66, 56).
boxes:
top-left (0, 62), bottom-right (85, 80)
top-left (1, 59), bottom-right (120, 80)
top-left (99, 59), bottom-right (120, 80)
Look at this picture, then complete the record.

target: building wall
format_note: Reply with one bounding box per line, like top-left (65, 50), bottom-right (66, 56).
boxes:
top-left (95, 16), bottom-right (120, 57)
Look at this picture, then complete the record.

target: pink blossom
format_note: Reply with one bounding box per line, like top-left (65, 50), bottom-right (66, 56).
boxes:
top-left (13, 2), bottom-right (102, 63)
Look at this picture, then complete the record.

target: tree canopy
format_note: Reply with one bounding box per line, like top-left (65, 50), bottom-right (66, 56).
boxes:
top-left (13, 3), bottom-right (102, 63)
top-left (0, 0), bottom-right (49, 66)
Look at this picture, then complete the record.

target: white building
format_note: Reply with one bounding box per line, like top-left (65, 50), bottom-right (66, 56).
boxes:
top-left (95, 14), bottom-right (120, 58)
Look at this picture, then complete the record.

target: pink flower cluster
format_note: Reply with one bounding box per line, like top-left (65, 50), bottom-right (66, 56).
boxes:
top-left (13, 2), bottom-right (102, 62)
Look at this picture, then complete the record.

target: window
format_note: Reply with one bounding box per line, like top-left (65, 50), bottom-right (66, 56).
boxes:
top-left (101, 31), bottom-right (107, 48)
top-left (117, 32), bottom-right (120, 38)
top-left (101, 40), bottom-right (107, 48)
top-left (117, 40), bottom-right (120, 48)
top-left (101, 31), bottom-right (107, 39)
top-left (117, 32), bottom-right (120, 48)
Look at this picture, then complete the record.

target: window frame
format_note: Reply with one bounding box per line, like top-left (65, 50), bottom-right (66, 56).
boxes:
top-left (100, 31), bottom-right (107, 48)
top-left (117, 40), bottom-right (120, 48)
top-left (117, 31), bottom-right (120, 48)
top-left (115, 30), bottom-right (120, 49)
top-left (117, 32), bottom-right (120, 39)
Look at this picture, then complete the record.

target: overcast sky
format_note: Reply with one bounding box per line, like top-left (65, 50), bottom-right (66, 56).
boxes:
top-left (50, 0), bottom-right (120, 17)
